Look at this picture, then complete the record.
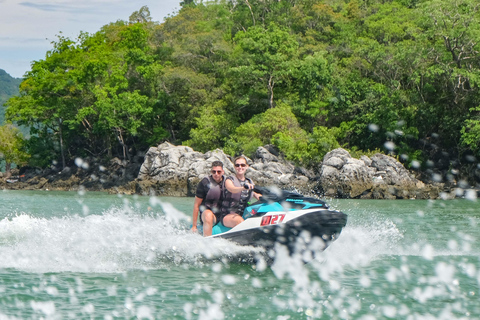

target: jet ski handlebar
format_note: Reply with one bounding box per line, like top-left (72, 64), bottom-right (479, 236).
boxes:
top-left (252, 186), bottom-right (302, 202)
top-left (250, 186), bottom-right (329, 207)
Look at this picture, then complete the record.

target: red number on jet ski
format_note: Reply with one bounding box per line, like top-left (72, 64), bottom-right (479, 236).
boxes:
top-left (261, 214), bottom-right (286, 226)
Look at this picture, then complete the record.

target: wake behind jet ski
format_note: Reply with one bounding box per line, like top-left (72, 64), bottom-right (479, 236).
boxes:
top-left (208, 187), bottom-right (347, 256)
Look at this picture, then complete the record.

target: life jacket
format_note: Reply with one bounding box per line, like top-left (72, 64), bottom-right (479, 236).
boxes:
top-left (200, 175), bottom-right (224, 214)
top-left (222, 175), bottom-right (253, 215)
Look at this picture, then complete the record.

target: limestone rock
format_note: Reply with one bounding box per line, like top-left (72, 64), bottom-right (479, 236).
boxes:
top-left (137, 143), bottom-right (316, 196)
top-left (318, 148), bottom-right (441, 199)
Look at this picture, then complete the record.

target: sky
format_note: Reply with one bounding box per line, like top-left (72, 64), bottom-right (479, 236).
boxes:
top-left (0, 0), bottom-right (182, 78)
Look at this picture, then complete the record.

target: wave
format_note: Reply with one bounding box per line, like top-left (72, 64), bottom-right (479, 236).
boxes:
top-left (1, 195), bottom-right (476, 275)
top-left (0, 204), bottom-right (262, 273)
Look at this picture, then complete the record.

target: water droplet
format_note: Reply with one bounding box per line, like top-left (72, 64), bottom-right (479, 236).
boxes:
top-left (368, 123), bottom-right (379, 132)
top-left (465, 189), bottom-right (477, 201)
top-left (411, 160), bottom-right (421, 169)
top-left (384, 141), bottom-right (395, 151)
top-left (74, 158), bottom-right (83, 167)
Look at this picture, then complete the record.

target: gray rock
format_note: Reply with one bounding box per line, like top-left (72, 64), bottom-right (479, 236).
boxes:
top-left (138, 142), bottom-right (213, 196)
top-left (360, 155), bottom-right (372, 167)
top-left (256, 146), bottom-right (279, 163)
top-left (137, 143), bottom-right (315, 196)
top-left (323, 156), bottom-right (344, 169)
top-left (136, 144), bottom-right (440, 199)
top-left (318, 149), bottom-right (441, 199)
top-left (319, 150), bottom-right (375, 198)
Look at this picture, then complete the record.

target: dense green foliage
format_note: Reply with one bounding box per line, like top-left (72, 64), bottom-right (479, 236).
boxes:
top-left (0, 69), bottom-right (22, 124)
top-left (0, 124), bottom-right (29, 175)
top-left (4, 1), bottom-right (480, 173)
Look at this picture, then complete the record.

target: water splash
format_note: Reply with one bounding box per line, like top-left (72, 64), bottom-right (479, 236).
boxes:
top-left (1, 193), bottom-right (479, 319)
top-left (0, 206), bottom-right (261, 273)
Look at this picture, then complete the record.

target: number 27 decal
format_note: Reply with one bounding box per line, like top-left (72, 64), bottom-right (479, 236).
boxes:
top-left (260, 214), bottom-right (286, 226)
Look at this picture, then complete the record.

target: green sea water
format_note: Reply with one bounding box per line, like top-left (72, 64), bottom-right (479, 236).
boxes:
top-left (0, 189), bottom-right (479, 319)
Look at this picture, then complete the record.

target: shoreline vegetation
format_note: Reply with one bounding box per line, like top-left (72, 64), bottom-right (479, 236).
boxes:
top-left (1, 1), bottom-right (480, 196)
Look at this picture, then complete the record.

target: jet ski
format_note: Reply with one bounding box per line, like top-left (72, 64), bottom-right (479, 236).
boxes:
top-left (208, 187), bottom-right (347, 256)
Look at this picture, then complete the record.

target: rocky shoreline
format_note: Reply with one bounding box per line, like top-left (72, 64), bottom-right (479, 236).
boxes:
top-left (1, 143), bottom-right (477, 200)
top-left (0, 156), bottom-right (142, 193)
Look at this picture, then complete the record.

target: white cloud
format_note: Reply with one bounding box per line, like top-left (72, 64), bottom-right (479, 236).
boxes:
top-left (0, 0), bottom-right (181, 78)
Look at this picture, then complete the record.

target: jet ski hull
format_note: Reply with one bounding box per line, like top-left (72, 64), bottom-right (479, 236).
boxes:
top-left (210, 208), bottom-right (347, 253)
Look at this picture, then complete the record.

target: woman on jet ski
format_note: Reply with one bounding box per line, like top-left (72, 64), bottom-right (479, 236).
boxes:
top-left (221, 155), bottom-right (261, 228)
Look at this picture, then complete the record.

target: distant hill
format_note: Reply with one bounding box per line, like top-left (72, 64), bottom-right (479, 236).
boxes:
top-left (0, 69), bottom-right (22, 124)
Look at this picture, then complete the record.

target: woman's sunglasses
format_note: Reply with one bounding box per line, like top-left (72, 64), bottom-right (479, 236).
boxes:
top-left (211, 170), bottom-right (223, 174)
top-left (235, 163), bottom-right (247, 167)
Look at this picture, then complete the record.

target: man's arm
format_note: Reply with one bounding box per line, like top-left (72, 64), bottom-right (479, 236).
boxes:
top-left (191, 196), bottom-right (203, 232)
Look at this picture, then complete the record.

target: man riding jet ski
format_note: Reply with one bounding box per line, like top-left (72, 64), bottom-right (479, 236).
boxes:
top-left (208, 186), bottom-right (348, 255)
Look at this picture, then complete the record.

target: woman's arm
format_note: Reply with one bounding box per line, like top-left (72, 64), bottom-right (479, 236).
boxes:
top-left (225, 178), bottom-right (246, 193)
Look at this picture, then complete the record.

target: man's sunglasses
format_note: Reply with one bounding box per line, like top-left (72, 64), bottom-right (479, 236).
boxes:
top-left (211, 170), bottom-right (223, 174)
top-left (235, 163), bottom-right (247, 167)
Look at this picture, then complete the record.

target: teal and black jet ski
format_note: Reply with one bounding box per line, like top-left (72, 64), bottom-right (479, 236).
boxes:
top-left (209, 187), bottom-right (347, 256)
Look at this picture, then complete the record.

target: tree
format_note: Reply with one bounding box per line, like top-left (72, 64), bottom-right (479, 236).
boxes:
top-left (229, 23), bottom-right (299, 114)
top-left (415, 0), bottom-right (480, 152)
top-left (6, 34), bottom-right (84, 168)
top-left (273, 125), bottom-right (340, 167)
top-left (6, 20), bottom-right (162, 164)
top-left (0, 124), bottom-right (29, 178)
top-left (225, 103), bottom-right (308, 157)
top-left (129, 6), bottom-right (152, 24)
top-left (462, 105), bottom-right (480, 157)
top-left (180, 0), bottom-right (196, 7)
top-left (186, 101), bottom-right (236, 152)
top-left (291, 51), bottom-right (333, 130)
